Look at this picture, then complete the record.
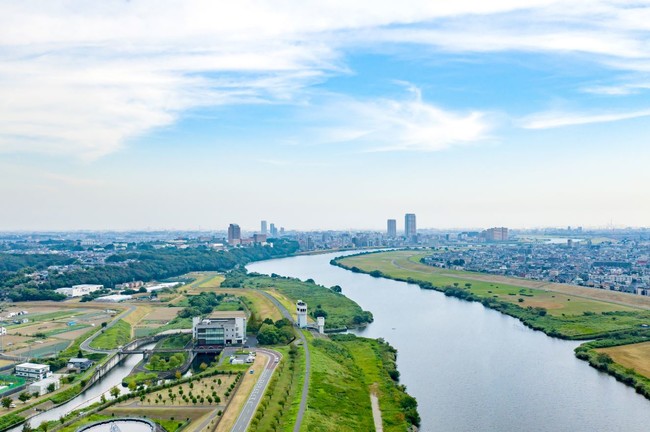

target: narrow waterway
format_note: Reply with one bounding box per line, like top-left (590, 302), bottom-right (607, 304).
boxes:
top-left (248, 251), bottom-right (650, 432)
top-left (10, 345), bottom-right (153, 432)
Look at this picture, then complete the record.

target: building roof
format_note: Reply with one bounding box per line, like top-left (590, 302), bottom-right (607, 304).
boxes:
top-left (68, 358), bottom-right (91, 363)
top-left (207, 311), bottom-right (247, 319)
top-left (16, 362), bottom-right (49, 370)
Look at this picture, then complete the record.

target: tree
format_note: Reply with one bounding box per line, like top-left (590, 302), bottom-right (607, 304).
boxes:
top-left (22, 422), bottom-right (33, 432)
top-left (175, 370), bottom-right (182, 380)
top-left (110, 386), bottom-right (120, 399)
top-left (128, 380), bottom-right (137, 392)
top-left (47, 383), bottom-right (56, 393)
top-left (101, 322), bottom-right (108, 328)
top-left (200, 362), bottom-right (208, 371)
top-left (1, 397), bottom-right (12, 409)
top-left (100, 394), bottom-right (107, 404)
top-left (18, 392), bottom-right (31, 403)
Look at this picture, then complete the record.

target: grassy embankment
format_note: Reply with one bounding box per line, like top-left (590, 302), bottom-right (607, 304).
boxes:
top-left (232, 272), bottom-right (418, 431)
top-left (89, 319), bottom-right (132, 350)
top-left (334, 250), bottom-right (650, 401)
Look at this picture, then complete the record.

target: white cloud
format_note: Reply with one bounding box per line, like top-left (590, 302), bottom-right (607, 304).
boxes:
top-left (308, 88), bottom-right (493, 152)
top-left (520, 109), bottom-right (650, 129)
top-left (3, 1), bottom-right (650, 158)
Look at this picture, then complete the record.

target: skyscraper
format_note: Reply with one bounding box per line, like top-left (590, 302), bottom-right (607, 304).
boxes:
top-left (227, 224), bottom-right (241, 243)
top-left (405, 213), bottom-right (416, 240)
top-left (387, 219), bottom-right (397, 238)
top-left (261, 220), bottom-right (267, 235)
top-left (270, 223), bottom-right (278, 237)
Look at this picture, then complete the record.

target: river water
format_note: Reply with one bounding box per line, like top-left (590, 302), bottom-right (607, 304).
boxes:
top-left (248, 251), bottom-right (650, 432)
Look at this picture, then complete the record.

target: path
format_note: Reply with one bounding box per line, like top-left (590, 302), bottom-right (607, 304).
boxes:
top-left (230, 348), bottom-right (281, 432)
top-left (370, 386), bottom-right (383, 432)
top-left (80, 305), bottom-right (137, 353)
top-left (258, 291), bottom-right (311, 432)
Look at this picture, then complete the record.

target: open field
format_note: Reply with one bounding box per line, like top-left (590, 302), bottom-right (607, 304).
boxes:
top-left (182, 272), bottom-right (225, 294)
top-left (344, 251), bottom-right (640, 315)
top-left (337, 251), bottom-right (650, 338)
top-left (89, 319), bottom-right (131, 350)
top-left (598, 342), bottom-right (650, 378)
top-left (135, 373), bottom-right (236, 407)
top-left (215, 288), bottom-right (283, 322)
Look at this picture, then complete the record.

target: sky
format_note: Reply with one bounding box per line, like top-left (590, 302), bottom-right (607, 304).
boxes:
top-left (1, 0), bottom-right (649, 231)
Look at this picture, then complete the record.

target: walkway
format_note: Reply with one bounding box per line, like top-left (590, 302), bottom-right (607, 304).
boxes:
top-left (258, 291), bottom-right (311, 432)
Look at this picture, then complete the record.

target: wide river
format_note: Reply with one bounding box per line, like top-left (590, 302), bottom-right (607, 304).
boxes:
top-left (248, 251), bottom-right (650, 432)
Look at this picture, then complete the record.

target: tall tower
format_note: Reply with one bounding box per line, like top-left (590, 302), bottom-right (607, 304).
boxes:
top-left (387, 219), bottom-right (397, 238)
top-left (296, 300), bottom-right (307, 328)
top-left (261, 220), bottom-right (267, 235)
top-left (317, 316), bottom-right (325, 334)
top-left (405, 213), bottom-right (416, 240)
top-left (227, 224), bottom-right (241, 243)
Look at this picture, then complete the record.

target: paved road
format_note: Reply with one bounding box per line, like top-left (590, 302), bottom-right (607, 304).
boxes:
top-left (258, 291), bottom-right (311, 432)
top-left (80, 304), bottom-right (136, 353)
top-left (230, 348), bottom-right (281, 432)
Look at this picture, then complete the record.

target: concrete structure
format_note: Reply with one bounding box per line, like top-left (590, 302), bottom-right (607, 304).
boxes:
top-left (482, 227), bottom-right (509, 242)
top-left (387, 219), bottom-right (397, 238)
top-left (67, 358), bottom-right (93, 371)
top-left (228, 224), bottom-right (242, 244)
top-left (193, 311), bottom-right (247, 346)
top-left (317, 316), bottom-right (325, 334)
top-left (296, 300), bottom-right (308, 328)
top-left (15, 363), bottom-right (50, 380)
top-left (405, 213), bottom-right (417, 240)
top-left (27, 375), bottom-right (60, 396)
top-left (0, 327), bottom-right (6, 336)
top-left (55, 284), bottom-right (103, 298)
top-left (94, 294), bottom-right (132, 302)
top-left (261, 220), bottom-right (268, 235)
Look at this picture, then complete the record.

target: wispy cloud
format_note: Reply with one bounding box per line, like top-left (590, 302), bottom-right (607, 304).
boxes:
top-left (3, 1), bottom-right (650, 158)
top-left (520, 109), bottom-right (650, 129)
top-left (308, 87), bottom-right (494, 152)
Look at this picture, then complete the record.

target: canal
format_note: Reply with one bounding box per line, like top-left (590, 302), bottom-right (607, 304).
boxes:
top-left (248, 251), bottom-right (650, 432)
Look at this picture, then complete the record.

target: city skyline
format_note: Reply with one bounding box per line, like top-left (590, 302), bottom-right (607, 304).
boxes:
top-left (1, 1), bottom-right (649, 230)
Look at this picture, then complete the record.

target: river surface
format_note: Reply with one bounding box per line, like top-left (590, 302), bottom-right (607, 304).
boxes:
top-left (248, 251), bottom-right (650, 432)
top-left (10, 346), bottom-right (152, 432)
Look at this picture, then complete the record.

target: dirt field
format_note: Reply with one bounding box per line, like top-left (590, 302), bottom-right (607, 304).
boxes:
top-left (598, 342), bottom-right (650, 378)
top-left (144, 307), bottom-right (184, 321)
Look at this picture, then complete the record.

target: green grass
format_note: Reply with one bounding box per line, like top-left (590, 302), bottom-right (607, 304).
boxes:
top-left (158, 333), bottom-right (191, 349)
top-left (337, 251), bottom-right (650, 339)
top-left (241, 275), bottom-right (373, 329)
top-left (249, 345), bottom-right (305, 431)
top-left (42, 323), bottom-right (90, 337)
top-left (122, 371), bottom-right (158, 387)
top-left (89, 320), bottom-right (132, 350)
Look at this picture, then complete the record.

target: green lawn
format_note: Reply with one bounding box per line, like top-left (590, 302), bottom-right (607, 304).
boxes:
top-left (89, 320), bottom-right (132, 350)
top-left (337, 251), bottom-right (650, 339)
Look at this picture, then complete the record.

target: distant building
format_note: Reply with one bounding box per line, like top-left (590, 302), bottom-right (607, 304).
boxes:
top-left (27, 375), bottom-right (60, 396)
top-left (193, 311), bottom-right (247, 346)
top-left (405, 213), bottom-right (417, 240)
top-left (0, 327), bottom-right (6, 336)
top-left (296, 300), bottom-right (308, 328)
top-left (482, 227), bottom-right (509, 242)
top-left (67, 358), bottom-right (93, 371)
top-left (253, 233), bottom-right (267, 244)
top-left (228, 224), bottom-right (241, 244)
top-left (94, 294), bottom-right (132, 303)
top-left (55, 284), bottom-right (103, 298)
top-left (387, 219), bottom-right (397, 238)
top-left (15, 363), bottom-right (50, 380)
top-left (270, 223), bottom-right (278, 237)
top-left (261, 220), bottom-right (268, 235)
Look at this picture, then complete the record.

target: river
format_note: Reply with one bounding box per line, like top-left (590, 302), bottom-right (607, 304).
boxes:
top-left (248, 251), bottom-right (650, 432)
top-left (9, 346), bottom-right (152, 432)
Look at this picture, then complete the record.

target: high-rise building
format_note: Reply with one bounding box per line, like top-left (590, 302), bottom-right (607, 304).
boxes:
top-left (227, 224), bottom-right (241, 243)
top-left (387, 219), bottom-right (397, 238)
top-left (405, 213), bottom-right (417, 240)
top-left (261, 220), bottom-right (267, 235)
top-left (270, 223), bottom-right (278, 237)
top-left (482, 227), bottom-right (508, 242)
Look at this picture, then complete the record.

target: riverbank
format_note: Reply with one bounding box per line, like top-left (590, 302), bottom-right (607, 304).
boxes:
top-left (334, 250), bottom-right (650, 402)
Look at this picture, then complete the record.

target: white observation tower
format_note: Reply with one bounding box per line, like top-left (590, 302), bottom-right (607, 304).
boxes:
top-left (296, 300), bottom-right (307, 328)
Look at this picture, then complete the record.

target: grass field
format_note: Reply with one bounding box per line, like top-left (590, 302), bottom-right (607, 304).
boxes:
top-left (89, 319), bottom-right (132, 350)
top-left (598, 342), bottom-right (650, 378)
top-left (337, 251), bottom-right (650, 338)
top-left (138, 374), bottom-right (235, 407)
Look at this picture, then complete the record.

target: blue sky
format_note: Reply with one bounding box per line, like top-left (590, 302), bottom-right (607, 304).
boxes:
top-left (1, 1), bottom-right (649, 231)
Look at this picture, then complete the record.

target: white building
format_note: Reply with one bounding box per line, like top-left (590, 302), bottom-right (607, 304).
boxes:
top-left (0, 327), bottom-right (6, 336)
top-left (317, 316), bottom-right (325, 334)
top-left (15, 363), bottom-right (50, 380)
top-left (27, 375), bottom-right (60, 396)
top-left (55, 284), bottom-right (103, 298)
top-left (94, 294), bottom-right (132, 303)
top-left (296, 300), bottom-right (307, 328)
top-left (193, 311), bottom-right (247, 346)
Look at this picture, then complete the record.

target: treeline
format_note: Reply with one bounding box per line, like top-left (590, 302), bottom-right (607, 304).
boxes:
top-left (1, 239), bottom-right (299, 302)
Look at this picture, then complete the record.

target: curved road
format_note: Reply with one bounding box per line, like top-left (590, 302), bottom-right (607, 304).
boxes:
top-left (80, 304), bottom-right (136, 353)
top-left (258, 291), bottom-right (311, 432)
top-left (230, 348), bottom-right (281, 432)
